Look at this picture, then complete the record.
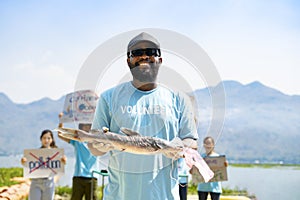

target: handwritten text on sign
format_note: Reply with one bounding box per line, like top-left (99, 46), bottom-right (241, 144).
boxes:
top-left (23, 148), bottom-right (65, 178)
top-left (191, 155), bottom-right (228, 183)
top-left (60, 90), bottom-right (99, 123)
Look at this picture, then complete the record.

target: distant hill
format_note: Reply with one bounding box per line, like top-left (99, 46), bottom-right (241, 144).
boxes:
top-left (0, 80), bottom-right (299, 163)
top-left (0, 93), bottom-right (72, 155)
top-left (194, 80), bottom-right (300, 164)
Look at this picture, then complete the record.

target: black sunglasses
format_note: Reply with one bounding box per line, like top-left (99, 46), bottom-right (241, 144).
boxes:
top-left (128, 48), bottom-right (161, 58)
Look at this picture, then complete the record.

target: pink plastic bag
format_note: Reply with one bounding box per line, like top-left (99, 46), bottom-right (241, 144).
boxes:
top-left (183, 148), bottom-right (214, 182)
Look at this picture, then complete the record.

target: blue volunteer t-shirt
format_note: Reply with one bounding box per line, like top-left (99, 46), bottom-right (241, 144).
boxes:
top-left (178, 158), bottom-right (191, 184)
top-left (92, 82), bottom-right (197, 200)
top-left (70, 140), bottom-right (98, 178)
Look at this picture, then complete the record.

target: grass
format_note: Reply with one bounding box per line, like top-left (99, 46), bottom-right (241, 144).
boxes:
top-left (188, 183), bottom-right (198, 195)
top-left (229, 163), bottom-right (300, 169)
top-left (188, 183), bottom-right (255, 198)
top-left (222, 186), bottom-right (256, 199)
top-left (55, 185), bottom-right (72, 195)
top-left (0, 167), bottom-right (23, 187)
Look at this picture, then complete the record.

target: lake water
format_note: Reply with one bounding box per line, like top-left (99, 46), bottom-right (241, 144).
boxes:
top-left (1, 156), bottom-right (300, 200)
top-left (222, 166), bottom-right (300, 200)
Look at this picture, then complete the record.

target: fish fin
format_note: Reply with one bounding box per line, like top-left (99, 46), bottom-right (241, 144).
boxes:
top-left (169, 137), bottom-right (184, 148)
top-left (102, 127), bottom-right (109, 133)
top-left (120, 128), bottom-right (141, 136)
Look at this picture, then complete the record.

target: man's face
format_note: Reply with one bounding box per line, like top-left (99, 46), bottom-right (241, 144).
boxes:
top-left (127, 43), bottom-right (162, 83)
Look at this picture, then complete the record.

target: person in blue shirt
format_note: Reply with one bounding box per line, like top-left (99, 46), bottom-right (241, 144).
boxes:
top-left (58, 113), bottom-right (98, 200)
top-left (197, 136), bottom-right (227, 200)
top-left (178, 158), bottom-right (191, 200)
top-left (87, 32), bottom-right (198, 200)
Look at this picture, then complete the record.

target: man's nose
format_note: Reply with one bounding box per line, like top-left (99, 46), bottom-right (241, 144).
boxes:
top-left (140, 52), bottom-right (149, 58)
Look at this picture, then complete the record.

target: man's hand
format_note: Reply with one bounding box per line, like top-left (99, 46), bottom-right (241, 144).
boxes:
top-left (57, 112), bottom-right (71, 143)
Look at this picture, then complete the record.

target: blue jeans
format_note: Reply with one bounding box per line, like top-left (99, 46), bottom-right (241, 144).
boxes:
top-left (29, 177), bottom-right (55, 200)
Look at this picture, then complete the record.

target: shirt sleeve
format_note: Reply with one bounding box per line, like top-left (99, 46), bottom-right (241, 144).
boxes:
top-left (178, 92), bottom-right (198, 140)
top-left (92, 93), bottom-right (111, 130)
top-left (69, 140), bottom-right (75, 146)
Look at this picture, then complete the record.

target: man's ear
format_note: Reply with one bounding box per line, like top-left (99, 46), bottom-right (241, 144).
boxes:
top-left (127, 57), bottom-right (131, 66)
top-left (159, 57), bottom-right (162, 63)
top-left (127, 57), bottom-right (135, 69)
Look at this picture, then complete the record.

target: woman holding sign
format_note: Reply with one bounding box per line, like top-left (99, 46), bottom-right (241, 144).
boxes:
top-left (197, 136), bottom-right (227, 200)
top-left (21, 129), bottom-right (67, 200)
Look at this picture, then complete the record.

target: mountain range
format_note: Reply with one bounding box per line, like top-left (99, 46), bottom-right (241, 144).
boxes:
top-left (0, 80), bottom-right (299, 163)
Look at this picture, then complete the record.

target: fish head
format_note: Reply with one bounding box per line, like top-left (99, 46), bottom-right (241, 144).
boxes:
top-left (55, 127), bottom-right (83, 142)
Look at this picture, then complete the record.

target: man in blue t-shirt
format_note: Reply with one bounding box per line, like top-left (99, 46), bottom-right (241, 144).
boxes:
top-left (88, 32), bottom-right (198, 200)
top-left (58, 114), bottom-right (98, 200)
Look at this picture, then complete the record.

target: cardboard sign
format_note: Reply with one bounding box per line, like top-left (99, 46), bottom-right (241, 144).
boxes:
top-left (23, 148), bottom-right (65, 178)
top-left (191, 155), bottom-right (228, 183)
top-left (60, 90), bottom-right (99, 123)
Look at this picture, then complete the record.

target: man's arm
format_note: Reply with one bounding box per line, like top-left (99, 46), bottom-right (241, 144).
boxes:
top-left (57, 113), bottom-right (70, 143)
top-left (179, 93), bottom-right (198, 150)
top-left (88, 95), bottom-right (113, 156)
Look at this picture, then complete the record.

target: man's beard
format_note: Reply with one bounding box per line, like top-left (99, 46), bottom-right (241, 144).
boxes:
top-left (129, 59), bottom-right (159, 82)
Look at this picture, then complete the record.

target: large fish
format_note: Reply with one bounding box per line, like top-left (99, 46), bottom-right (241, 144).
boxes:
top-left (55, 127), bottom-right (215, 182)
top-left (56, 127), bottom-right (184, 157)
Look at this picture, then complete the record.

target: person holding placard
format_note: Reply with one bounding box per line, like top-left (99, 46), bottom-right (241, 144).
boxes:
top-left (58, 113), bottom-right (98, 200)
top-left (21, 129), bottom-right (67, 200)
top-left (197, 136), bottom-right (228, 200)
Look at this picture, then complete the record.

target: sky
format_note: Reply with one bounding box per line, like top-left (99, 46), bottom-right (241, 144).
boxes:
top-left (1, 0), bottom-right (299, 103)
